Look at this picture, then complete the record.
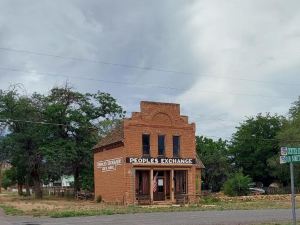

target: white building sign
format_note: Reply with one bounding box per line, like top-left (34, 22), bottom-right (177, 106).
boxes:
top-left (126, 157), bottom-right (196, 165)
top-left (97, 157), bottom-right (123, 172)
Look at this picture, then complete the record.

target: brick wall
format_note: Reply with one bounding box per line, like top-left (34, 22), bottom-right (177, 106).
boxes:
top-left (93, 101), bottom-right (201, 204)
top-left (124, 101), bottom-right (196, 158)
top-left (94, 146), bottom-right (126, 203)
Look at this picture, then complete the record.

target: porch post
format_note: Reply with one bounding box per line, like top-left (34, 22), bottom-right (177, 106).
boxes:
top-left (150, 169), bottom-right (153, 203)
top-left (171, 169), bottom-right (174, 202)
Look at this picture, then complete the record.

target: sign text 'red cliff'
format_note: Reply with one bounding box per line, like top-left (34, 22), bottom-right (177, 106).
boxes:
top-left (97, 157), bottom-right (122, 172)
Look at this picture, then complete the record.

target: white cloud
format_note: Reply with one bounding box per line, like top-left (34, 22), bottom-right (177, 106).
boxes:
top-left (177, 0), bottom-right (300, 137)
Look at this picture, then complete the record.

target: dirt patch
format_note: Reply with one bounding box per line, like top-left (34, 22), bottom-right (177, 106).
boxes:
top-left (218, 194), bottom-right (292, 202)
top-left (0, 192), bottom-right (106, 214)
top-left (0, 191), bottom-right (299, 217)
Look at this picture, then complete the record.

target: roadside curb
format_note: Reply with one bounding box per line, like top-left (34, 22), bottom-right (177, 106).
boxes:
top-left (0, 208), bottom-right (11, 225)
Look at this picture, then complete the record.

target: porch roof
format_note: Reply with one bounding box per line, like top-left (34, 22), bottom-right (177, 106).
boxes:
top-left (92, 121), bottom-right (124, 150)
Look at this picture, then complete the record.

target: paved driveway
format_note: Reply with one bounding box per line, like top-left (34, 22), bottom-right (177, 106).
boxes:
top-left (2, 209), bottom-right (300, 225)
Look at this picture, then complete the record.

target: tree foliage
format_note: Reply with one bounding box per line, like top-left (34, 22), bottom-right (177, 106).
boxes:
top-left (230, 113), bottom-right (284, 186)
top-left (0, 84), bottom-right (124, 198)
top-left (276, 97), bottom-right (300, 185)
top-left (1, 168), bottom-right (16, 190)
top-left (196, 136), bottom-right (230, 192)
top-left (278, 97), bottom-right (300, 146)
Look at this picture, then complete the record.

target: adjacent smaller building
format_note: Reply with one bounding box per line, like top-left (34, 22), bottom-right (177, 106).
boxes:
top-left (93, 101), bottom-right (204, 204)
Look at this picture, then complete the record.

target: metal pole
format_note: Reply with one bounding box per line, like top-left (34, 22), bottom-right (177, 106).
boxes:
top-left (290, 162), bottom-right (296, 225)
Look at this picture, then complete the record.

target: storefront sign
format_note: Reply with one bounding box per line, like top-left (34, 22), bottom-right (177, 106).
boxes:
top-left (96, 157), bottom-right (122, 172)
top-left (126, 157), bottom-right (196, 164)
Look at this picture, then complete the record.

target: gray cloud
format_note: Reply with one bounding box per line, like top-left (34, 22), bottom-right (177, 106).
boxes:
top-left (0, 0), bottom-right (299, 139)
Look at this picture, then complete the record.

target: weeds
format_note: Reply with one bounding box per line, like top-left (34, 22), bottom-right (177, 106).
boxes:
top-left (0, 204), bottom-right (24, 216)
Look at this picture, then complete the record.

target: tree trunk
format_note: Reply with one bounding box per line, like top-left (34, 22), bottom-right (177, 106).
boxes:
top-left (18, 183), bottom-right (23, 196)
top-left (74, 167), bottom-right (80, 192)
top-left (33, 178), bottom-right (42, 199)
top-left (0, 163), bottom-right (2, 193)
top-left (31, 170), bottom-right (42, 199)
top-left (25, 175), bottom-right (31, 196)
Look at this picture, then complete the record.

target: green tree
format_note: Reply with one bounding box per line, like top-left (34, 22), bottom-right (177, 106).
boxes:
top-left (1, 168), bottom-right (16, 190)
top-left (0, 84), bottom-right (124, 198)
top-left (277, 97), bottom-right (300, 145)
top-left (196, 136), bottom-right (230, 192)
top-left (276, 97), bottom-right (300, 186)
top-left (230, 113), bottom-right (284, 186)
top-left (223, 171), bottom-right (252, 196)
top-left (0, 89), bottom-right (47, 197)
top-left (43, 85), bottom-right (124, 192)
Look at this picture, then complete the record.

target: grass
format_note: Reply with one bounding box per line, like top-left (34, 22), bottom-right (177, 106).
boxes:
top-left (0, 191), bottom-right (299, 218)
top-left (0, 204), bottom-right (24, 216)
top-left (258, 223), bottom-right (300, 225)
top-left (48, 205), bottom-right (208, 218)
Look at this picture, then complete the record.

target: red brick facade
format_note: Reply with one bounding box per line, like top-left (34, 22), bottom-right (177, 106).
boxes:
top-left (93, 101), bottom-right (204, 204)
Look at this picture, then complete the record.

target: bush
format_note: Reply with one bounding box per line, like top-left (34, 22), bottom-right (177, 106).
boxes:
top-left (1, 169), bottom-right (16, 190)
top-left (96, 195), bottom-right (102, 203)
top-left (223, 172), bottom-right (252, 196)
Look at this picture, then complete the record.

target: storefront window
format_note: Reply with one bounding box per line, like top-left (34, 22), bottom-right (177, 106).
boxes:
top-left (135, 170), bottom-right (150, 195)
top-left (142, 134), bottom-right (150, 155)
top-left (174, 170), bottom-right (187, 194)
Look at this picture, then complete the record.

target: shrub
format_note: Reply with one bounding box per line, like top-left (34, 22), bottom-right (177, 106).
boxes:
top-left (200, 196), bottom-right (220, 204)
top-left (96, 195), bottom-right (102, 203)
top-left (223, 172), bottom-right (252, 196)
top-left (1, 169), bottom-right (16, 190)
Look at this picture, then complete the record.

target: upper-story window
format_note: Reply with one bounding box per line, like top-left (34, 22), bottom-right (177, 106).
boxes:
top-left (142, 134), bottom-right (150, 155)
top-left (158, 135), bottom-right (165, 156)
top-left (173, 136), bottom-right (180, 157)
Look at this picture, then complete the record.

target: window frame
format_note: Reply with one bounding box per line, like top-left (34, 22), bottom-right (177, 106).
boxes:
top-left (173, 135), bottom-right (180, 157)
top-left (157, 135), bottom-right (165, 156)
top-left (142, 134), bottom-right (150, 156)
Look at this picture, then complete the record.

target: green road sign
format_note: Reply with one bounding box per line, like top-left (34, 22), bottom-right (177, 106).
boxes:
top-left (279, 147), bottom-right (298, 225)
top-left (280, 155), bottom-right (300, 164)
top-left (281, 147), bottom-right (300, 156)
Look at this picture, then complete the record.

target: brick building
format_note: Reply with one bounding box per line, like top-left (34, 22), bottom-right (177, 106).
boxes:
top-left (93, 101), bottom-right (204, 204)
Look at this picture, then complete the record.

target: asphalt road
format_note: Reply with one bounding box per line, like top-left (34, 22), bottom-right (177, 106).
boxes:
top-left (2, 209), bottom-right (300, 225)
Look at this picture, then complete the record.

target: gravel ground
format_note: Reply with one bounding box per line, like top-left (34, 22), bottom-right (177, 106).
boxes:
top-left (2, 209), bottom-right (300, 225)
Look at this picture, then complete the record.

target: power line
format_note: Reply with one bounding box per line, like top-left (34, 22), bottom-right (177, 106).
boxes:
top-left (194, 117), bottom-right (241, 123)
top-left (0, 118), bottom-right (68, 127)
top-left (201, 135), bottom-right (300, 143)
top-left (0, 66), bottom-right (181, 90)
top-left (0, 66), bottom-right (296, 100)
top-left (1, 46), bottom-right (300, 87)
top-left (2, 118), bottom-right (300, 143)
top-left (0, 47), bottom-right (190, 75)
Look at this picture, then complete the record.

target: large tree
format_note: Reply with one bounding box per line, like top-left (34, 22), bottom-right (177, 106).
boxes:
top-left (196, 136), bottom-right (230, 192)
top-left (0, 85), bottom-right (124, 198)
top-left (0, 88), bottom-right (51, 197)
top-left (42, 85), bottom-right (124, 192)
top-left (230, 113), bottom-right (284, 186)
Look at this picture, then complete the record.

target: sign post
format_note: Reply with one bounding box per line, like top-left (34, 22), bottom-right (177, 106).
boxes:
top-left (290, 162), bottom-right (296, 225)
top-left (280, 147), bottom-right (300, 225)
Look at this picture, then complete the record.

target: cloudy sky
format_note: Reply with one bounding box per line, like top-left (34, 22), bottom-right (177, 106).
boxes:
top-left (0, 0), bottom-right (299, 139)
